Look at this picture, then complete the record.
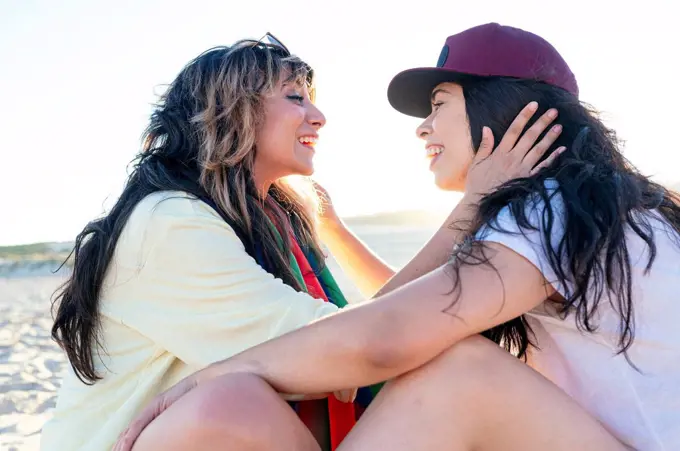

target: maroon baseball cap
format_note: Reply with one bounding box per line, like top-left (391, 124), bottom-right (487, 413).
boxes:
top-left (388, 23), bottom-right (578, 118)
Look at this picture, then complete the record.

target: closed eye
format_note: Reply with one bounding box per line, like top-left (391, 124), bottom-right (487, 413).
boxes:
top-left (288, 95), bottom-right (304, 104)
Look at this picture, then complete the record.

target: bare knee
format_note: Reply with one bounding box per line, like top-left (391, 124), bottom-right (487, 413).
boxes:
top-left (195, 373), bottom-right (283, 422)
top-left (438, 335), bottom-right (507, 368)
top-left (187, 373), bottom-right (287, 447)
top-left (392, 335), bottom-right (510, 391)
top-left (133, 373), bottom-right (316, 451)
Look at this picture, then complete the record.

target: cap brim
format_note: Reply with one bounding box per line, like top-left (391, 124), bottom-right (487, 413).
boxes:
top-left (387, 67), bottom-right (471, 118)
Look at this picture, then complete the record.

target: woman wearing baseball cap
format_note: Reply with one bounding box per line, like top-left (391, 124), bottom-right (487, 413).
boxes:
top-left (116, 24), bottom-right (678, 450)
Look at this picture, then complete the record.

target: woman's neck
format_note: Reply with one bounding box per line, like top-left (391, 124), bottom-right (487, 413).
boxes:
top-left (252, 164), bottom-right (275, 198)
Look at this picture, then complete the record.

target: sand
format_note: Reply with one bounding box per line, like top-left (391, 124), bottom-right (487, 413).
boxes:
top-left (0, 277), bottom-right (67, 451)
top-left (0, 223), bottom-right (438, 450)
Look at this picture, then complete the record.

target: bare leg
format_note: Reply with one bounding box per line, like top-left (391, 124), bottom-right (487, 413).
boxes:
top-left (340, 335), bottom-right (628, 451)
top-left (129, 336), bottom-right (627, 450)
top-left (131, 373), bottom-right (320, 451)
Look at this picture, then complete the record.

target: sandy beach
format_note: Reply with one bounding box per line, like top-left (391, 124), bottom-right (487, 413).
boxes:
top-left (0, 221), bottom-right (439, 451)
top-left (0, 277), bottom-right (67, 451)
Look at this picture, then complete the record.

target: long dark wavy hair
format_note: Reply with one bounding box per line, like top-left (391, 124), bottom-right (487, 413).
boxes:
top-left (51, 40), bottom-right (326, 384)
top-left (446, 76), bottom-right (680, 361)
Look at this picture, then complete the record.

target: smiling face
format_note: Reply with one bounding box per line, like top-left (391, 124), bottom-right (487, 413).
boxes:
top-left (416, 82), bottom-right (475, 192)
top-left (253, 80), bottom-right (326, 190)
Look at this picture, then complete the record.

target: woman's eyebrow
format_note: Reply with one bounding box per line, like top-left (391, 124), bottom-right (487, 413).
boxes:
top-left (430, 88), bottom-right (450, 102)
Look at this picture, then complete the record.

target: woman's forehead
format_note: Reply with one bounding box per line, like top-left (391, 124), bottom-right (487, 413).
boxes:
top-left (276, 68), bottom-right (311, 90)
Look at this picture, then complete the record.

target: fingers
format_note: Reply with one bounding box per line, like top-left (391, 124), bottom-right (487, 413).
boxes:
top-left (475, 126), bottom-right (495, 159)
top-left (280, 389), bottom-right (357, 403)
top-left (333, 388), bottom-right (358, 403)
top-left (530, 146), bottom-right (566, 175)
top-left (511, 108), bottom-right (559, 159)
top-left (114, 405), bottom-right (158, 451)
top-left (114, 376), bottom-right (199, 450)
top-left (114, 428), bottom-right (133, 451)
top-left (280, 392), bottom-right (330, 401)
top-left (521, 123), bottom-right (563, 168)
top-left (495, 101), bottom-right (539, 152)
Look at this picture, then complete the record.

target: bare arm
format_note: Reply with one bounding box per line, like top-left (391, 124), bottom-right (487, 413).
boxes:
top-left (373, 195), bottom-right (479, 297)
top-left (320, 195), bottom-right (479, 299)
top-left (318, 218), bottom-right (396, 299)
top-left (203, 242), bottom-right (554, 395)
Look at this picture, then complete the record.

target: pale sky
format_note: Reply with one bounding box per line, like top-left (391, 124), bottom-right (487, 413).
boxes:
top-left (1, 0), bottom-right (677, 246)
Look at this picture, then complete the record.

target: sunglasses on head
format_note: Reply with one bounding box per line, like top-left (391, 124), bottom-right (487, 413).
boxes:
top-left (251, 32), bottom-right (290, 55)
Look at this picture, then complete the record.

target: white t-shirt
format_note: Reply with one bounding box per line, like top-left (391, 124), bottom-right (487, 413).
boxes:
top-left (475, 181), bottom-right (680, 450)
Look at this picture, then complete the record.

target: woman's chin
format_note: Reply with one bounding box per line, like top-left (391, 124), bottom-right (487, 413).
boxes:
top-left (433, 174), bottom-right (462, 192)
top-left (432, 159), bottom-right (470, 192)
top-left (292, 162), bottom-right (315, 177)
top-left (300, 162), bottom-right (315, 176)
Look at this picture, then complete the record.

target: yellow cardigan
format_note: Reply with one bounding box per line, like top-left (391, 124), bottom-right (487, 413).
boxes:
top-left (41, 191), bottom-right (338, 451)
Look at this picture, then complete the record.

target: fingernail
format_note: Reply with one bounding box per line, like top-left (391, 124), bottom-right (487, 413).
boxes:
top-left (552, 124), bottom-right (562, 133)
top-left (528, 101), bottom-right (539, 111)
top-left (557, 146), bottom-right (567, 153)
top-left (547, 109), bottom-right (558, 119)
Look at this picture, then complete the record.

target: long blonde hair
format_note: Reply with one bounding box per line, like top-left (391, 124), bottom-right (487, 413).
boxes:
top-left (52, 39), bottom-right (324, 384)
